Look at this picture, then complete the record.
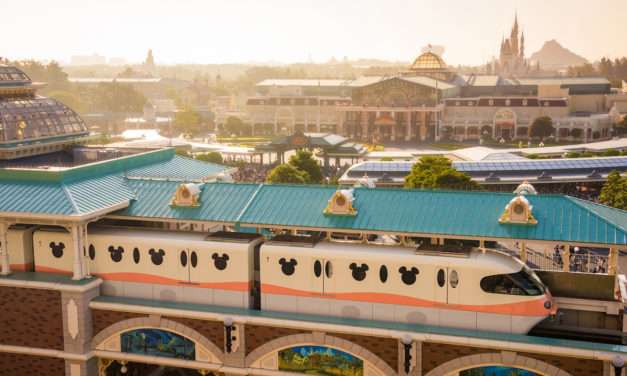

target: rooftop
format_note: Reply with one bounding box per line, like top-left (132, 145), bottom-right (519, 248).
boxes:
top-left (256, 79), bottom-right (351, 87)
top-left (409, 51), bottom-right (448, 71)
top-left (0, 65), bottom-right (89, 154)
top-left (0, 148), bottom-right (230, 218)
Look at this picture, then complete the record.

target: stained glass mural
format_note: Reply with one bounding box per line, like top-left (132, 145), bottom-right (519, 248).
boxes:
top-left (120, 328), bottom-right (195, 360)
top-left (460, 366), bottom-right (540, 376)
top-left (278, 345), bottom-right (363, 376)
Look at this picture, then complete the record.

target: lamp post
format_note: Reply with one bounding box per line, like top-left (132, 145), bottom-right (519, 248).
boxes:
top-left (224, 317), bottom-right (235, 353)
top-left (401, 334), bottom-right (413, 374)
top-left (612, 356), bottom-right (624, 376)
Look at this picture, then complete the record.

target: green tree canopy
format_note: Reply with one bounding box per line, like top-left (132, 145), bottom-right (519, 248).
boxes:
top-left (195, 151), bottom-right (223, 164)
top-left (599, 171), bottom-right (627, 210)
top-left (223, 116), bottom-right (251, 136)
top-left (288, 149), bottom-right (322, 184)
top-left (404, 156), bottom-right (479, 191)
top-left (92, 82), bottom-right (147, 113)
top-left (529, 116), bottom-right (555, 139)
top-left (266, 163), bottom-right (309, 184)
top-left (174, 106), bottom-right (202, 136)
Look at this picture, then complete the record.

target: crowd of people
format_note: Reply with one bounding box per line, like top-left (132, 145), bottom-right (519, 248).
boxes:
top-left (231, 164), bottom-right (273, 183)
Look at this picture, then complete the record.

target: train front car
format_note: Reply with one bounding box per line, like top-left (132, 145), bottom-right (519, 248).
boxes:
top-left (260, 241), bottom-right (554, 334)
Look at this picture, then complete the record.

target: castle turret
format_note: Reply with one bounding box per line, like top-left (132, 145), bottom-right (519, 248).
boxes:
top-left (520, 31), bottom-right (525, 58)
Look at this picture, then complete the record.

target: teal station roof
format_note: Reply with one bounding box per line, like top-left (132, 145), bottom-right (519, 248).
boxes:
top-left (0, 148), bottom-right (229, 218)
top-left (116, 182), bottom-right (627, 246)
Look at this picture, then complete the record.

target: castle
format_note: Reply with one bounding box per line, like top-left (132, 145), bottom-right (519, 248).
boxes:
top-left (495, 13), bottom-right (529, 77)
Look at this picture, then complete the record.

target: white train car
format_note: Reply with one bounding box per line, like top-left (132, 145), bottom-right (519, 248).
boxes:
top-left (33, 227), bottom-right (73, 275)
top-left (260, 240), bottom-right (555, 334)
top-left (6, 225), bottom-right (38, 272)
top-left (33, 227), bottom-right (263, 308)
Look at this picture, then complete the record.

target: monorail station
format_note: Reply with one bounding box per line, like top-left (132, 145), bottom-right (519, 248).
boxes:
top-left (2, 66), bottom-right (627, 376)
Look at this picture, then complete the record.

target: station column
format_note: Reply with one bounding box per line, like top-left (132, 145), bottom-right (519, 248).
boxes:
top-left (0, 221), bottom-right (10, 275)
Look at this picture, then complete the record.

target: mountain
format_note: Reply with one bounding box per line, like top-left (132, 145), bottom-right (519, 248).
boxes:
top-left (528, 40), bottom-right (588, 70)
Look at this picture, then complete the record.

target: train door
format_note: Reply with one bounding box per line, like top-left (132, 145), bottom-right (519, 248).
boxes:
top-left (434, 267), bottom-right (461, 305)
top-left (312, 258), bottom-right (327, 294)
top-left (252, 243), bottom-right (262, 310)
top-left (178, 248), bottom-right (198, 284)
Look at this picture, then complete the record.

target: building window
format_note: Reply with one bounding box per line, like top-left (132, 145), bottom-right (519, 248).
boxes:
top-left (121, 329), bottom-right (195, 360)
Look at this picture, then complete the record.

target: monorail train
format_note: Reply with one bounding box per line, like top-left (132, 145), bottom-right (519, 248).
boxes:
top-left (260, 240), bottom-right (555, 334)
top-left (31, 227), bottom-right (263, 308)
top-left (6, 226), bottom-right (555, 334)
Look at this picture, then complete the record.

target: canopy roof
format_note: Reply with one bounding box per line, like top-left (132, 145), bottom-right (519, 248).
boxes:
top-left (0, 148), bottom-right (228, 218)
top-left (113, 181), bottom-right (627, 246)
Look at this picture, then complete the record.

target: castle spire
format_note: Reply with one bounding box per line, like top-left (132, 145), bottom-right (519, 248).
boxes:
top-left (510, 12), bottom-right (519, 56)
top-left (520, 31), bottom-right (525, 58)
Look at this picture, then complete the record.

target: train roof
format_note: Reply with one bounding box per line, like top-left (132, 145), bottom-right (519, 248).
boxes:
top-left (263, 241), bottom-right (524, 273)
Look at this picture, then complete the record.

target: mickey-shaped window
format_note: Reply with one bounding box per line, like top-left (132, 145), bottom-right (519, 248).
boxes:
top-left (49, 242), bottom-right (65, 258)
top-left (279, 257), bottom-right (297, 276)
top-left (349, 262), bottom-right (369, 281)
top-left (212, 253), bottom-right (229, 270)
top-left (399, 266), bottom-right (419, 285)
top-left (148, 248), bottom-right (165, 265)
top-left (108, 246), bottom-right (124, 263)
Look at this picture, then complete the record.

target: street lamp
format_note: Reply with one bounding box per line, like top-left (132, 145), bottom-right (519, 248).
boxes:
top-left (612, 356), bottom-right (624, 376)
top-left (401, 334), bottom-right (413, 374)
top-left (224, 317), bottom-right (236, 353)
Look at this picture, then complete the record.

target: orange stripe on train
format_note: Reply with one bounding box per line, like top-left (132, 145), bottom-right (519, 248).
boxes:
top-left (94, 272), bottom-right (251, 291)
top-left (261, 283), bottom-right (549, 316)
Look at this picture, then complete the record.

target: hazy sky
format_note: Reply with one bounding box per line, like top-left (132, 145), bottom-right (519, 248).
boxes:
top-left (1, 0), bottom-right (626, 66)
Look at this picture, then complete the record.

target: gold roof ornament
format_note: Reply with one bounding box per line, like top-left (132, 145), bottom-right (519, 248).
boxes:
top-left (324, 189), bottom-right (357, 216)
top-left (499, 194), bottom-right (537, 225)
top-left (170, 183), bottom-right (203, 207)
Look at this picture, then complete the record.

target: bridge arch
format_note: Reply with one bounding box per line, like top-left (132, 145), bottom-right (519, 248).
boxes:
top-left (424, 351), bottom-right (574, 376)
top-left (91, 316), bottom-right (224, 364)
top-left (245, 332), bottom-right (398, 376)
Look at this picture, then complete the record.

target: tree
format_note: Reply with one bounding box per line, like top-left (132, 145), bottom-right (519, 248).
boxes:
top-left (224, 116), bottom-right (251, 136)
top-left (599, 171), bottom-right (627, 210)
top-left (404, 156), bottom-right (479, 190)
top-left (91, 82), bottom-right (147, 113)
top-left (529, 116), bottom-right (554, 139)
top-left (288, 149), bottom-right (322, 184)
top-left (47, 90), bottom-right (85, 113)
top-left (266, 164), bottom-right (309, 184)
top-left (195, 152), bottom-right (223, 164)
top-left (174, 106), bottom-right (202, 136)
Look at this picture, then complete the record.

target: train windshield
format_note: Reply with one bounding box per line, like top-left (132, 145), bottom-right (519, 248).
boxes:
top-left (480, 268), bottom-right (545, 296)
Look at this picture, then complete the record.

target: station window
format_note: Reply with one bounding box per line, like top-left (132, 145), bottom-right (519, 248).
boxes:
top-left (480, 269), bottom-right (544, 296)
